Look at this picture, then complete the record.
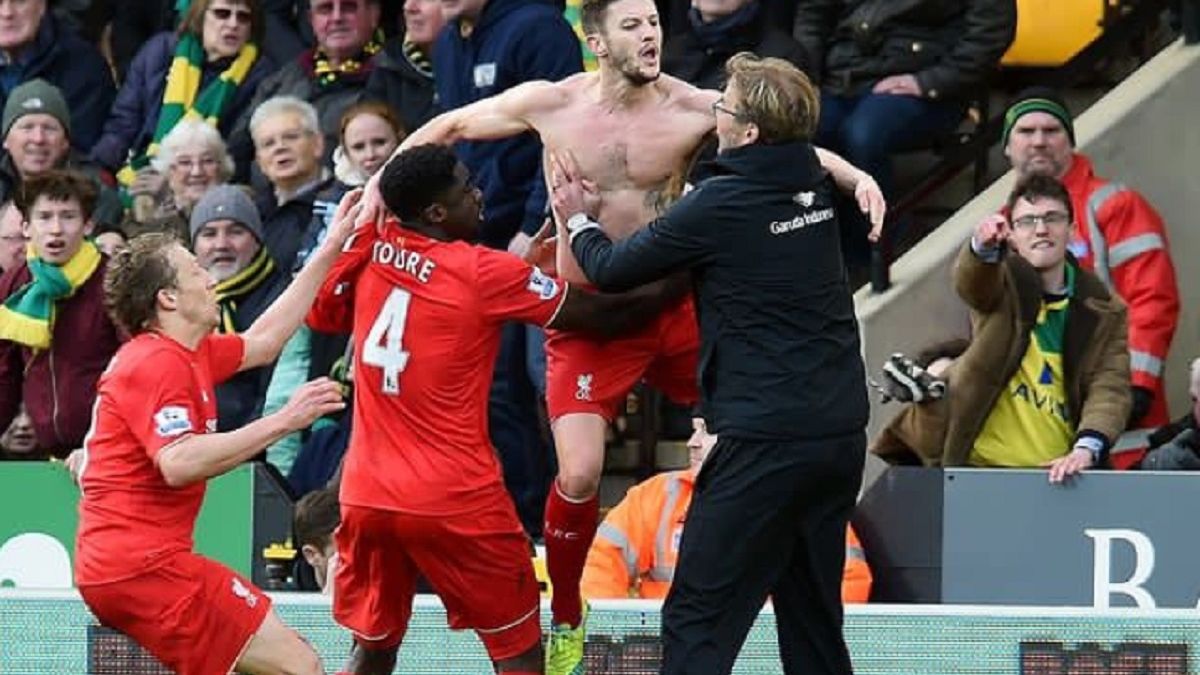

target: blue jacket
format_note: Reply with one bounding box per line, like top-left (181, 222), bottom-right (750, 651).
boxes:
top-left (0, 16), bottom-right (115, 153)
top-left (435, 0), bottom-right (582, 248)
top-left (90, 32), bottom-right (277, 172)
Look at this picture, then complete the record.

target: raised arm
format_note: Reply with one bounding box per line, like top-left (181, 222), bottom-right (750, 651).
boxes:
top-left (398, 80), bottom-right (566, 152)
top-left (815, 147), bottom-right (886, 239)
top-left (240, 192), bottom-right (362, 370)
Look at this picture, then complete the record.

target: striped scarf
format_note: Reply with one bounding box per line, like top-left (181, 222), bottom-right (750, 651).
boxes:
top-left (563, 0), bottom-right (598, 72)
top-left (312, 29), bottom-right (385, 88)
top-left (118, 33), bottom-right (258, 188)
top-left (0, 240), bottom-right (102, 350)
top-left (402, 39), bottom-right (433, 78)
top-left (214, 247), bottom-right (275, 334)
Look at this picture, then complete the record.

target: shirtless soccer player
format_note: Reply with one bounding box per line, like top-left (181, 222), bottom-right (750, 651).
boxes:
top-left (309, 145), bottom-right (680, 675)
top-left (369, 1), bottom-right (884, 671)
top-left (74, 198), bottom-right (361, 675)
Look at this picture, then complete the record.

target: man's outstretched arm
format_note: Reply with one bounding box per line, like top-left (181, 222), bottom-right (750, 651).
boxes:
top-left (398, 80), bottom-right (566, 151)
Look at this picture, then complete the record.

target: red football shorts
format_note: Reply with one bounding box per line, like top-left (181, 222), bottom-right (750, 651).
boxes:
top-left (333, 492), bottom-right (541, 660)
top-left (546, 294), bottom-right (700, 421)
top-left (79, 552), bottom-right (271, 675)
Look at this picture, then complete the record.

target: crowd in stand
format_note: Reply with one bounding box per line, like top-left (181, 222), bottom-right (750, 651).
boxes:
top-left (0, 0), bottom-right (1192, 604)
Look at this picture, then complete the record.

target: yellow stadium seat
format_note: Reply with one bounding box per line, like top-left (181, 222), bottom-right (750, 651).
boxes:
top-left (1002, 0), bottom-right (1113, 66)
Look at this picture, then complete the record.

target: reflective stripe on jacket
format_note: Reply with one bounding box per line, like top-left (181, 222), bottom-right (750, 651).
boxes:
top-left (1061, 154), bottom-right (1178, 428)
top-left (581, 470), bottom-right (872, 602)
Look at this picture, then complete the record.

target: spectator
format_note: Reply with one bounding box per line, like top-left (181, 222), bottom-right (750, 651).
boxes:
top-left (0, 403), bottom-right (36, 459)
top-left (873, 176), bottom-right (1131, 482)
top-left (330, 99), bottom-right (404, 188)
top-left (0, 199), bottom-right (25, 272)
top-left (0, 0), bottom-right (115, 152)
top-left (365, 0), bottom-right (444, 134)
top-left (122, 119), bottom-right (235, 244)
top-left (92, 223), bottom-right (127, 256)
top-left (430, 0), bottom-right (582, 541)
top-left (292, 486), bottom-right (339, 592)
top-left (249, 95), bottom-right (335, 474)
top-left (1001, 87), bottom-right (1179, 444)
top-left (0, 80), bottom-right (123, 228)
top-left (0, 170), bottom-right (122, 459)
top-left (1138, 357), bottom-right (1200, 471)
top-left (230, 0), bottom-right (385, 176)
top-left (662, 0), bottom-right (809, 91)
top-left (248, 95), bottom-right (334, 272)
top-left (795, 0), bottom-right (1016, 197)
top-left (111, 0), bottom-right (310, 83)
top-left (191, 184), bottom-right (287, 431)
top-left (90, 0), bottom-right (276, 187)
top-left (582, 415), bottom-right (872, 603)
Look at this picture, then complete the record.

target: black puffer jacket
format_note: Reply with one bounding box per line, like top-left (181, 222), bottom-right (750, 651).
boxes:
top-left (793, 0), bottom-right (1015, 100)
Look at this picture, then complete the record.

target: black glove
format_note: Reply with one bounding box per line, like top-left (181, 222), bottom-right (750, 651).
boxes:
top-left (1127, 386), bottom-right (1154, 429)
top-left (871, 353), bottom-right (947, 404)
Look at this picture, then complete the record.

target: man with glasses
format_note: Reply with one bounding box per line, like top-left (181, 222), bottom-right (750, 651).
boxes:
top-left (0, 200), bottom-right (25, 272)
top-left (232, 0), bottom-right (385, 175)
top-left (1000, 87), bottom-right (1178, 452)
top-left (874, 174), bottom-right (1132, 483)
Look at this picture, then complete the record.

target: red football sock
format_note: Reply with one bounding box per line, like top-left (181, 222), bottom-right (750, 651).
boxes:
top-left (544, 481), bottom-right (599, 627)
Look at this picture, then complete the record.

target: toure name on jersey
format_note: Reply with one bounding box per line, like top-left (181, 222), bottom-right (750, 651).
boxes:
top-left (372, 241), bottom-right (437, 283)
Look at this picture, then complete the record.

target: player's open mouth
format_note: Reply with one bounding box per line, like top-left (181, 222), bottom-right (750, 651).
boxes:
top-left (640, 47), bottom-right (658, 62)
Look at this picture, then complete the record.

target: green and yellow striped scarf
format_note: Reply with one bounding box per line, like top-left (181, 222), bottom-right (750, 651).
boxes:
top-left (214, 247), bottom-right (275, 334)
top-left (0, 240), bottom-right (102, 350)
top-left (118, 33), bottom-right (258, 188)
top-left (564, 0), bottom-right (598, 72)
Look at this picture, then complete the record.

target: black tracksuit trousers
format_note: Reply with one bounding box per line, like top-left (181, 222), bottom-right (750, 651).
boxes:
top-left (661, 432), bottom-right (866, 675)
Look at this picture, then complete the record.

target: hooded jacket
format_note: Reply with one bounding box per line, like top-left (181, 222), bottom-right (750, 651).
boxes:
top-left (571, 141), bottom-right (869, 441)
top-left (435, 0), bottom-right (582, 247)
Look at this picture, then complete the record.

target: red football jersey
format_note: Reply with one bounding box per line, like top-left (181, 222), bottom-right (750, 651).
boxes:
top-left (309, 228), bottom-right (567, 515)
top-left (75, 332), bottom-right (244, 585)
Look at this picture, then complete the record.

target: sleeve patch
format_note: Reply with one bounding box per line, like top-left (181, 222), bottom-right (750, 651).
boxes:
top-left (526, 268), bottom-right (560, 300)
top-left (153, 406), bottom-right (193, 438)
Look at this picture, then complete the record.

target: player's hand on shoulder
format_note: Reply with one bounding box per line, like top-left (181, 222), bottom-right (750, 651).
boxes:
top-left (278, 377), bottom-right (346, 431)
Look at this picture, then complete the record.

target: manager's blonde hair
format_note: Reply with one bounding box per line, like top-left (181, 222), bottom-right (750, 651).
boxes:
top-left (724, 52), bottom-right (820, 144)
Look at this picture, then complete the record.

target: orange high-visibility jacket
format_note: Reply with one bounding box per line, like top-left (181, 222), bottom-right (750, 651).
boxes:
top-left (1061, 153), bottom-right (1179, 434)
top-left (581, 470), bottom-right (872, 602)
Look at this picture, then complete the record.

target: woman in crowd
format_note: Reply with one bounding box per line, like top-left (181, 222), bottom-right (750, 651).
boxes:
top-left (90, 0), bottom-right (275, 182)
top-left (122, 120), bottom-right (235, 243)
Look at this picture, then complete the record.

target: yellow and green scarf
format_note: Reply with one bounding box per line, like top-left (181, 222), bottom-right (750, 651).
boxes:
top-left (214, 247), bottom-right (275, 334)
top-left (117, 33), bottom-right (259, 188)
top-left (563, 0), bottom-right (598, 72)
top-left (312, 29), bottom-right (385, 88)
top-left (0, 240), bottom-right (102, 350)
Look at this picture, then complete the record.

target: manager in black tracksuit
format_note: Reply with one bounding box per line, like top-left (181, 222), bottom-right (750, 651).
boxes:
top-left (552, 53), bottom-right (870, 675)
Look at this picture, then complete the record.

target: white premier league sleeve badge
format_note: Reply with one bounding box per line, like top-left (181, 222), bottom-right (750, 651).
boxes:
top-left (153, 406), bottom-right (193, 438)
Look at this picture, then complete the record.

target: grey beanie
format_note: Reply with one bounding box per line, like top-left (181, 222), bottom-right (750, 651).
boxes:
top-left (2, 79), bottom-right (71, 138)
top-left (189, 185), bottom-right (264, 241)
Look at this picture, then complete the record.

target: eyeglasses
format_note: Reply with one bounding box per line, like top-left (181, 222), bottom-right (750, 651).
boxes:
top-left (0, 234), bottom-right (27, 244)
top-left (255, 129), bottom-right (313, 151)
top-left (208, 6), bottom-right (253, 24)
top-left (711, 98), bottom-right (749, 122)
top-left (1011, 211), bottom-right (1070, 230)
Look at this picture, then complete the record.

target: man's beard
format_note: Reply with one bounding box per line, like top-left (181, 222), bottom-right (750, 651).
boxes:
top-left (612, 50), bottom-right (659, 86)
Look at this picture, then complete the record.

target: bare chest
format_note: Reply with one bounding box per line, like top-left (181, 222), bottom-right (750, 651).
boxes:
top-left (541, 108), bottom-right (710, 191)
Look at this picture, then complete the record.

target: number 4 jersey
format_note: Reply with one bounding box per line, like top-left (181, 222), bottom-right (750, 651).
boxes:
top-left (308, 224), bottom-right (568, 515)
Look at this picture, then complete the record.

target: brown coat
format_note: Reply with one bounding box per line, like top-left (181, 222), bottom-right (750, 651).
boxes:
top-left (873, 243), bottom-right (1131, 467)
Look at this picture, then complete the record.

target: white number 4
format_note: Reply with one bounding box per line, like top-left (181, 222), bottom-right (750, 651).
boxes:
top-left (362, 289), bottom-right (412, 394)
